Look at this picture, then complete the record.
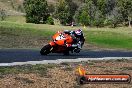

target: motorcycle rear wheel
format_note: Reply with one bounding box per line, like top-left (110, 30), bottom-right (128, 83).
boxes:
top-left (40, 44), bottom-right (51, 55)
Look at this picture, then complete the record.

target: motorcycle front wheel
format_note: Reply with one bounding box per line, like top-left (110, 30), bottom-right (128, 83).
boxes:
top-left (40, 44), bottom-right (52, 55)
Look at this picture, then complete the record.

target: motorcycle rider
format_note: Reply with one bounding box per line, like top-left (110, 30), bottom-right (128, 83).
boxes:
top-left (63, 29), bottom-right (85, 53)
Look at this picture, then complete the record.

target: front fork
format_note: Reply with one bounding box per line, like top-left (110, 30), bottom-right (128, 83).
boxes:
top-left (48, 41), bottom-right (55, 52)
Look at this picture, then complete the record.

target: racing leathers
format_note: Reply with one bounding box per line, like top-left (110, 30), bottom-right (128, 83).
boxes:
top-left (63, 30), bottom-right (85, 53)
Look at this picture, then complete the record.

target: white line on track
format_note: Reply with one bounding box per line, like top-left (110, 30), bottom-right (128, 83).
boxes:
top-left (0, 57), bottom-right (131, 66)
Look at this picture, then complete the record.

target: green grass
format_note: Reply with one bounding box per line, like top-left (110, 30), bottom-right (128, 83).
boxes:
top-left (5, 16), bottom-right (26, 23)
top-left (0, 16), bottom-right (132, 49)
top-left (0, 21), bottom-right (54, 36)
top-left (85, 30), bottom-right (132, 49)
top-left (0, 21), bottom-right (58, 48)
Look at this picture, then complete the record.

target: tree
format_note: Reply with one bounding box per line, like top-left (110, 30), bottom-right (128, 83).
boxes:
top-left (96, 0), bottom-right (106, 15)
top-left (48, 4), bottom-right (55, 14)
top-left (74, 0), bottom-right (96, 26)
top-left (74, 3), bottom-right (90, 26)
top-left (128, 14), bottom-right (132, 28)
top-left (127, 0), bottom-right (132, 28)
top-left (117, 0), bottom-right (132, 27)
top-left (46, 16), bottom-right (54, 25)
top-left (23, 0), bottom-right (49, 24)
top-left (93, 10), bottom-right (104, 27)
top-left (54, 0), bottom-right (78, 25)
top-left (79, 10), bottom-right (90, 26)
top-left (85, 0), bottom-right (97, 26)
top-left (106, 7), bottom-right (123, 28)
top-left (66, 0), bottom-right (78, 23)
top-left (0, 9), bottom-right (6, 21)
top-left (54, 0), bottom-right (69, 25)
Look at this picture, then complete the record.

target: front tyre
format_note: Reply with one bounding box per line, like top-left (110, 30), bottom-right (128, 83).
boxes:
top-left (40, 44), bottom-right (51, 55)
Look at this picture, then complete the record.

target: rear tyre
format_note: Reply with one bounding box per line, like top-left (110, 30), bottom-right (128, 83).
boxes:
top-left (74, 48), bottom-right (81, 53)
top-left (40, 44), bottom-right (51, 55)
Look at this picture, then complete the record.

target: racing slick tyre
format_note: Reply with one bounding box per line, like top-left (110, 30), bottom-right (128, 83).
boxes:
top-left (40, 44), bottom-right (51, 55)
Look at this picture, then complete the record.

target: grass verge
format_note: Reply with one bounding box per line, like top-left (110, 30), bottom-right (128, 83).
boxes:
top-left (85, 30), bottom-right (132, 49)
top-left (0, 21), bottom-right (132, 49)
top-left (0, 59), bottom-right (131, 88)
top-left (0, 64), bottom-right (57, 76)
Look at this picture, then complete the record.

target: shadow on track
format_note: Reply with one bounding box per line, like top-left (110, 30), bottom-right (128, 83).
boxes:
top-left (0, 49), bottom-right (132, 63)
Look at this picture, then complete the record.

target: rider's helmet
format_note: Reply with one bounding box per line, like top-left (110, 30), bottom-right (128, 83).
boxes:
top-left (75, 29), bottom-right (83, 36)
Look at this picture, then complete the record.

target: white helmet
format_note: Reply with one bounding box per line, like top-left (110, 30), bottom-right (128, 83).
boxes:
top-left (75, 29), bottom-right (82, 36)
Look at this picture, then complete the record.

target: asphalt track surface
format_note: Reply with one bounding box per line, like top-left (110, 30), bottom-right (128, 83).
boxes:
top-left (0, 49), bottom-right (132, 66)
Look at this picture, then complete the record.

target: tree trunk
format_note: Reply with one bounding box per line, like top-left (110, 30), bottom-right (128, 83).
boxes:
top-left (128, 16), bottom-right (131, 28)
top-left (128, 20), bottom-right (131, 28)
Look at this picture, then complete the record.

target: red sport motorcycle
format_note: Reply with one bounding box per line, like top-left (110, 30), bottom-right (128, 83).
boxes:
top-left (40, 31), bottom-right (83, 55)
